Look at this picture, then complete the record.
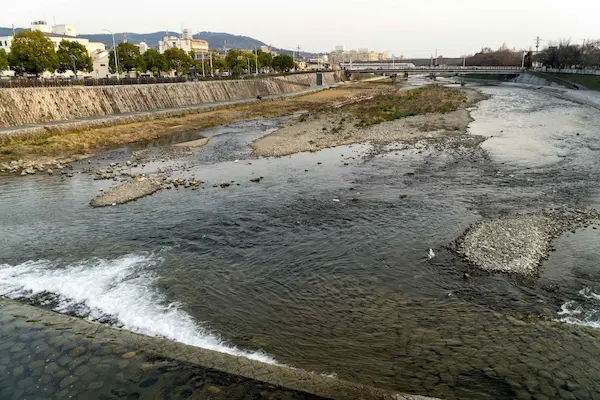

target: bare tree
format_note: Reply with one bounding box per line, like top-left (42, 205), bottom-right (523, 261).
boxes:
top-left (581, 40), bottom-right (600, 68)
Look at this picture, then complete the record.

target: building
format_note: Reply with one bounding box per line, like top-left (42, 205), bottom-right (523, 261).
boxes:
top-left (0, 21), bottom-right (108, 77)
top-left (158, 29), bottom-right (209, 57)
top-left (91, 50), bottom-right (110, 78)
top-left (328, 46), bottom-right (389, 64)
top-left (139, 42), bottom-right (149, 55)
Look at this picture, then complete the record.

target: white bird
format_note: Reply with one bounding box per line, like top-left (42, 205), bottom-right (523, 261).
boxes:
top-left (428, 249), bottom-right (435, 259)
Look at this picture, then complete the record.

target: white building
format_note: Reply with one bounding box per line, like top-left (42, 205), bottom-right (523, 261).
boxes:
top-left (158, 29), bottom-right (209, 57)
top-left (139, 42), bottom-right (149, 55)
top-left (0, 20), bottom-right (108, 77)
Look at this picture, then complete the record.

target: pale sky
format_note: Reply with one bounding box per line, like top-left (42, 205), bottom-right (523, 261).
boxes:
top-left (3, 0), bottom-right (599, 57)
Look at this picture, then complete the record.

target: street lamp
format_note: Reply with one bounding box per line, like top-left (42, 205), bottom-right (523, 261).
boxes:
top-left (102, 29), bottom-right (119, 80)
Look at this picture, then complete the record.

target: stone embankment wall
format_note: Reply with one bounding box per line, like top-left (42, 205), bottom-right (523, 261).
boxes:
top-left (0, 72), bottom-right (341, 128)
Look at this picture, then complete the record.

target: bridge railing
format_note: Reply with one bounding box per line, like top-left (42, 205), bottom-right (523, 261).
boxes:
top-left (539, 67), bottom-right (600, 76)
top-left (341, 64), bottom-right (524, 71)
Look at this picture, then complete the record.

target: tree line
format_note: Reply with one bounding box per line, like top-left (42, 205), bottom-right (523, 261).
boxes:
top-left (536, 39), bottom-right (600, 69)
top-left (0, 30), bottom-right (93, 77)
top-left (464, 40), bottom-right (600, 69)
top-left (0, 30), bottom-right (297, 78)
top-left (110, 45), bottom-right (296, 76)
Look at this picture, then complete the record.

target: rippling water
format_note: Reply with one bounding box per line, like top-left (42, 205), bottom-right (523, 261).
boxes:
top-left (2, 85), bottom-right (600, 398)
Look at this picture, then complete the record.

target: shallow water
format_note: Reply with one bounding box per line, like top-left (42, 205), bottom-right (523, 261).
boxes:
top-left (2, 85), bottom-right (600, 399)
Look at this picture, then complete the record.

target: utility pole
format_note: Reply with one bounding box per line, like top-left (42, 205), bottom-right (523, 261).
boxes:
top-left (294, 45), bottom-right (301, 71)
top-left (434, 48), bottom-right (438, 67)
top-left (535, 36), bottom-right (541, 53)
top-left (209, 51), bottom-right (213, 76)
top-left (201, 52), bottom-right (205, 77)
top-left (254, 46), bottom-right (259, 74)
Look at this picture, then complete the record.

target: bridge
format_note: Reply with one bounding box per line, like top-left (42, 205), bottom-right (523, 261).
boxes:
top-left (341, 65), bottom-right (525, 75)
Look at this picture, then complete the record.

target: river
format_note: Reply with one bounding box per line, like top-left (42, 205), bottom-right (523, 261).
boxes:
top-left (2, 83), bottom-right (600, 399)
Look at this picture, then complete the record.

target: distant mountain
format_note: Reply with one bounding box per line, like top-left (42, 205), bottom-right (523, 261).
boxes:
top-left (77, 31), bottom-right (267, 51)
top-left (0, 27), bottom-right (314, 57)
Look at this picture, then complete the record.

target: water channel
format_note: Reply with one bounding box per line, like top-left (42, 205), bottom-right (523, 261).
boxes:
top-left (2, 83), bottom-right (600, 399)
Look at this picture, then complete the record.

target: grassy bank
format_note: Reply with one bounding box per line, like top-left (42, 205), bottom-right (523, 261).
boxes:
top-left (0, 81), bottom-right (394, 162)
top-left (545, 72), bottom-right (600, 91)
top-left (350, 85), bottom-right (467, 127)
top-left (252, 85), bottom-right (481, 157)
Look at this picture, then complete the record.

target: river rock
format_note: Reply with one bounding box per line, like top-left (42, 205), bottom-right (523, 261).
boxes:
top-left (59, 375), bottom-right (78, 388)
top-left (68, 346), bottom-right (86, 357)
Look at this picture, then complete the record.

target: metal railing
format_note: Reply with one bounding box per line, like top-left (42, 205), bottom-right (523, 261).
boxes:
top-left (540, 67), bottom-right (600, 76)
top-left (0, 71), bottom-right (324, 88)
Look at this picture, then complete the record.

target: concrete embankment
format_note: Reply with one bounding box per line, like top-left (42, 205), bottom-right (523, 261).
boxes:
top-left (0, 72), bottom-right (341, 128)
top-left (514, 71), bottom-right (581, 89)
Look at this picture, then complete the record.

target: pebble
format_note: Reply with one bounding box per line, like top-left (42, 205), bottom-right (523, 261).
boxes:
top-left (122, 352), bottom-right (136, 359)
top-left (207, 386), bottom-right (222, 394)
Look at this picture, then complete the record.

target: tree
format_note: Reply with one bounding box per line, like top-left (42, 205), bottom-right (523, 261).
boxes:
top-left (57, 40), bottom-right (93, 77)
top-left (536, 39), bottom-right (582, 69)
top-left (210, 50), bottom-right (227, 75)
top-left (465, 47), bottom-right (522, 66)
top-left (524, 51), bottom-right (533, 69)
top-left (164, 48), bottom-right (194, 74)
top-left (225, 49), bottom-right (246, 75)
top-left (109, 42), bottom-right (144, 73)
top-left (581, 40), bottom-right (600, 68)
top-left (258, 50), bottom-right (273, 72)
top-left (272, 54), bottom-right (295, 72)
top-left (0, 49), bottom-right (8, 71)
top-left (143, 49), bottom-right (167, 76)
top-left (8, 30), bottom-right (58, 76)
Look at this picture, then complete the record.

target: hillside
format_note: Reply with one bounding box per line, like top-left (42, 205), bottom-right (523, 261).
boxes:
top-left (0, 27), bottom-right (310, 55)
top-left (78, 31), bottom-right (267, 51)
top-left (0, 28), bottom-right (265, 49)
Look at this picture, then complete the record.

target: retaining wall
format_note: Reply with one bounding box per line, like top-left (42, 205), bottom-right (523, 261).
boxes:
top-left (0, 72), bottom-right (341, 128)
top-left (514, 71), bottom-right (579, 89)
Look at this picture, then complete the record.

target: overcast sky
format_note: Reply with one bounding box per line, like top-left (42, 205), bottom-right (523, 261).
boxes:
top-left (3, 0), bottom-right (599, 57)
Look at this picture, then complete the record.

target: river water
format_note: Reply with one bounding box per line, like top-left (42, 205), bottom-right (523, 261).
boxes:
top-left (2, 84), bottom-right (600, 399)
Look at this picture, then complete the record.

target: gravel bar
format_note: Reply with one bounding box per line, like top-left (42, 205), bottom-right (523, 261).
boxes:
top-left (458, 209), bottom-right (600, 276)
top-left (91, 176), bottom-right (163, 207)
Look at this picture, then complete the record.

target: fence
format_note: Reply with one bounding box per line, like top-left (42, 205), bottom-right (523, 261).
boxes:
top-left (541, 67), bottom-right (600, 76)
top-left (0, 76), bottom-right (188, 88)
top-left (0, 71), bottom-right (322, 89)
